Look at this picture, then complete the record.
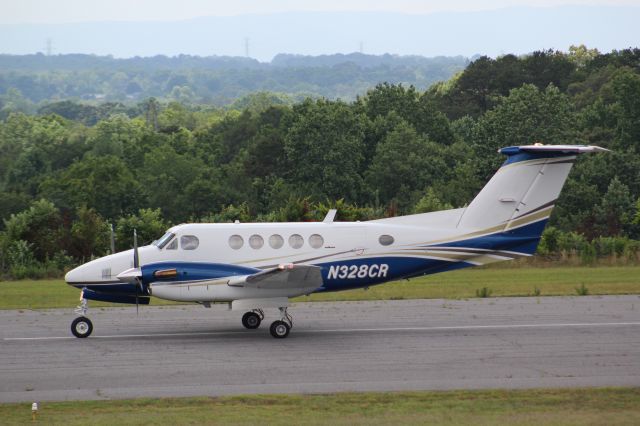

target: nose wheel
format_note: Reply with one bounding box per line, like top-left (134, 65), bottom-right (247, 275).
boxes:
top-left (71, 294), bottom-right (93, 338)
top-left (71, 316), bottom-right (93, 338)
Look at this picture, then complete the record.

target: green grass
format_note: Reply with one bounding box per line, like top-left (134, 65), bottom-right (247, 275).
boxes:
top-left (0, 266), bottom-right (638, 310)
top-left (298, 265), bottom-right (640, 303)
top-left (1, 388), bottom-right (639, 425)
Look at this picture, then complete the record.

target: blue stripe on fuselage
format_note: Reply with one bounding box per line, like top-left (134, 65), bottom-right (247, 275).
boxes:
top-left (429, 219), bottom-right (548, 255)
top-left (315, 257), bottom-right (474, 292)
top-left (141, 261), bottom-right (260, 285)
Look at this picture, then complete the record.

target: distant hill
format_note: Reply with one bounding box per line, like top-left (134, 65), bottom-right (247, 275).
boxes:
top-left (0, 53), bottom-right (469, 105)
top-left (270, 53), bottom-right (468, 69)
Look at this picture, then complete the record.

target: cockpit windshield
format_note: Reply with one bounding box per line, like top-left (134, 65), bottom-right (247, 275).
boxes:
top-left (154, 232), bottom-right (176, 249)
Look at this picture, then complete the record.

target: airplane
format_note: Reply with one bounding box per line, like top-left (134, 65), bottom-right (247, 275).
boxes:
top-left (64, 144), bottom-right (607, 338)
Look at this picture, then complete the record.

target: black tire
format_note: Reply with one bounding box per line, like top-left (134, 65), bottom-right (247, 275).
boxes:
top-left (71, 316), bottom-right (93, 338)
top-left (242, 312), bottom-right (261, 329)
top-left (269, 320), bottom-right (290, 338)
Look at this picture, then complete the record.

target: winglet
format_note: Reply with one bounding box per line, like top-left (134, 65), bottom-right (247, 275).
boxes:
top-left (323, 209), bottom-right (337, 223)
top-left (499, 144), bottom-right (610, 156)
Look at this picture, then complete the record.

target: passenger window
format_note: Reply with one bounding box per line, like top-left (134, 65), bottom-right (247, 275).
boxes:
top-left (180, 235), bottom-right (199, 250)
top-left (229, 235), bottom-right (244, 250)
top-left (309, 234), bottom-right (324, 249)
top-left (379, 235), bottom-right (394, 246)
top-left (269, 234), bottom-right (284, 249)
top-left (166, 239), bottom-right (178, 250)
top-left (289, 234), bottom-right (304, 249)
top-left (249, 234), bottom-right (264, 249)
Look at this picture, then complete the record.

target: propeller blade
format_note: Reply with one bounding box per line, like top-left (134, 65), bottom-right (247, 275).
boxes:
top-left (110, 223), bottom-right (115, 254)
top-left (133, 229), bottom-right (141, 316)
top-left (133, 229), bottom-right (139, 268)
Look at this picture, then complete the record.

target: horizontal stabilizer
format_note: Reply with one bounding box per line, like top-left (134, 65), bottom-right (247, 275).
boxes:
top-left (499, 144), bottom-right (609, 155)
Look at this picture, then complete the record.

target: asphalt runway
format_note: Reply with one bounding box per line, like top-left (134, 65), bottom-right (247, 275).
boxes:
top-left (1, 296), bottom-right (640, 403)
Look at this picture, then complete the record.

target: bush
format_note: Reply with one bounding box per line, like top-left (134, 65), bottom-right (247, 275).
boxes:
top-left (475, 287), bottom-right (493, 298)
top-left (575, 283), bottom-right (589, 296)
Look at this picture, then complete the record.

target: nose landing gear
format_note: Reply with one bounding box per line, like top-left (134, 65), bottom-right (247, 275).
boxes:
top-left (71, 316), bottom-right (93, 338)
top-left (71, 294), bottom-right (93, 338)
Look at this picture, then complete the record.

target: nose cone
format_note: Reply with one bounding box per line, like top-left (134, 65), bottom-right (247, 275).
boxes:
top-left (64, 250), bottom-right (143, 288)
top-left (64, 261), bottom-right (98, 288)
top-left (64, 266), bottom-right (82, 285)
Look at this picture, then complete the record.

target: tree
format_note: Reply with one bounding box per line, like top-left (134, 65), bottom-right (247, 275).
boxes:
top-left (157, 102), bottom-right (197, 131)
top-left (568, 45), bottom-right (600, 69)
top-left (591, 177), bottom-right (635, 237)
top-left (89, 114), bottom-right (150, 165)
top-left (473, 84), bottom-right (577, 180)
top-left (414, 95), bottom-right (455, 144)
top-left (115, 208), bottom-right (169, 251)
top-left (521, 50), bottom-right (574, 92)
top-left (413, 188), bottom-right (453, 213)
top-left (3, 199), bottom-right (62, 261)
top-left (358, 83), bottom-right (420, 121)
top-left (365, 121), bottom-right (445, 210)
top-left (39, 155), bottom-right (145, 219)
top-left (140, 145), bottom-right (204, 222)
top-left (612, 69), bottom-right (640, 152)
top-left (70, 206), bottom-right (110, 259)
top-left (284, 99), bottom-right (366, 202)
top-left (1, 113), bottom-right (88, 196)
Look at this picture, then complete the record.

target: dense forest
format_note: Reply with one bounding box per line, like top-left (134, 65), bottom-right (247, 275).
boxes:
top-left (0, 53), bottom-right (468, 106)
top-left (1, 46), bottom-right (639, 278)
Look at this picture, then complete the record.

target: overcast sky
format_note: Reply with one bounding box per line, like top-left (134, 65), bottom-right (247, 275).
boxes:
top-left (3, 0), bottom-right (639, 24)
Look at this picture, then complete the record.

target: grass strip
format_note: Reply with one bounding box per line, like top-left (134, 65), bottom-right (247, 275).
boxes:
top-left (1, 387), bottom-right (639, 425)
top-left (0, 266), bottom-right (638, 310)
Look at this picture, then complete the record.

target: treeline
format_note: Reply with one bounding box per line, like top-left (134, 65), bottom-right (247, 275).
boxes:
top-left (0, 53), bottom-right (468, 106)
top-left (1, 46), bottom-right (640, 278)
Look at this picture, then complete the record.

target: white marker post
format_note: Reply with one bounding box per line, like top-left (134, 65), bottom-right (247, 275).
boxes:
top-left (31, 402), bottom-right (38, 421)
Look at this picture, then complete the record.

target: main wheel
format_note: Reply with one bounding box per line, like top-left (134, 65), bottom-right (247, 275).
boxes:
top-left (269, 320), bottom-right (290, 338)
top-left (71, 316), bottom-right (93, 338)
top-left (242, 312), bottom-right (262, 329)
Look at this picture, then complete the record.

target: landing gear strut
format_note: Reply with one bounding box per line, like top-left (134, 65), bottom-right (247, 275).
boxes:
top-left (269, 307), bottom-right (293, 338)
top-left (241, 309), bottom-right (264, 329)
top-left (71, 294), bottom-right (93, 338)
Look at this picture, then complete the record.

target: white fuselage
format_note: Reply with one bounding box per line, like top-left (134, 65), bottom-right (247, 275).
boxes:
top-left (65, 216), bottom-right (472, 302)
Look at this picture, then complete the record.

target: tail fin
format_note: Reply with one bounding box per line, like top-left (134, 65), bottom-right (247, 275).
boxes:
top-left (457, 144), bottom-right (608, 231)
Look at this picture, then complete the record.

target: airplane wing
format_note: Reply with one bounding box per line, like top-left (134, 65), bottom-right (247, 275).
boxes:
top-left (228, 264), bottom-right (323, 290)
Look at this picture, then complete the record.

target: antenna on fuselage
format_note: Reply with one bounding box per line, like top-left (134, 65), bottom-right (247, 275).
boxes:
top-left (323, 209), bottom-right (337, 224)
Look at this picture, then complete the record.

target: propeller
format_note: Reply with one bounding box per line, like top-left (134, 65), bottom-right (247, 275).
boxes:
top-left (133, 229), bottom-right (142, 315)
top-left (109, 223), bottom-right (115, 254)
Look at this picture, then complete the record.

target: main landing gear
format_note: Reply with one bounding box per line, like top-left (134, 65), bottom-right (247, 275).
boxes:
top-left (71, 297), bottom-right (93, 338)
top-left (241, 309), bottom-right (264, 329)
top-left (241, 307), bottom-right (293, 338)
top-left (270, 307), bottom-right (293, 339)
